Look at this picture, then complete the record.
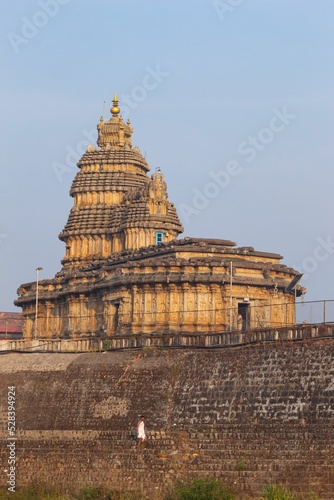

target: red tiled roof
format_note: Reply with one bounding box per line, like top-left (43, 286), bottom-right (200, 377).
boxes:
top-left (0, 312), bottom-right (23, 333)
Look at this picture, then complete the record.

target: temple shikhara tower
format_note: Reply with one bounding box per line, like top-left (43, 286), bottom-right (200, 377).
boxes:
top-left (59, 96), bottom-right (183, 264)
top-left (15, 96), bottom-right (304, 338)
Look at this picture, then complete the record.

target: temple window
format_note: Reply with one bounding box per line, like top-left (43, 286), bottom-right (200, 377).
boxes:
top-left (155, 232), bottom-right (165, 245)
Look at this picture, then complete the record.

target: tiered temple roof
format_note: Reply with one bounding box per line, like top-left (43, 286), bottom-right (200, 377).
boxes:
top-left (59, 94), bottom-right (183, 265)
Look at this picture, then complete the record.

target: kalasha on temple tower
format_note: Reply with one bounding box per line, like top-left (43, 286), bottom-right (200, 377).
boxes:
top-left (15, 96), bottom-right (304, 339)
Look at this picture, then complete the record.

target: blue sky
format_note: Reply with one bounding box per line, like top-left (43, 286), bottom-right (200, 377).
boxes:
top-left (1, 0), bottom-right (333, 311)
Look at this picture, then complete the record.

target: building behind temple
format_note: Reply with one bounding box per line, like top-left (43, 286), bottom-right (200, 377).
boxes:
top-left (15, 96), bottom-right (304, 338)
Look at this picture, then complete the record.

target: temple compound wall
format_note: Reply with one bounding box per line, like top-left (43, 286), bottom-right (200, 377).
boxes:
top-left (15, 96), bottom-right (304, 339)
top-left (0, 340), bottom-right (333, 498)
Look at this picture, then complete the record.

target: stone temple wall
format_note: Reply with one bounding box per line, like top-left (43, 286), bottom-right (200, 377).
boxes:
top-left (0, 339), bottom-right (334, 498)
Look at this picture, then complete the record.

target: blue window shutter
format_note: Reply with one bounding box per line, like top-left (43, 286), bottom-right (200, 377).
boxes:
top-left (155, 232), bottom-right (165, 245)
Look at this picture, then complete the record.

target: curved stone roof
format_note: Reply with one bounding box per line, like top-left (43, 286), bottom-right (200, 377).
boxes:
top-left (58, 106), bottom-right (183, 245)
top-left (60, 199), bottom-right (183, 238)
top-left (59, 205), bottom-right (114, 237)
top-left (77, 147), bottom-right (150, 173)
top-left (70, 169), bottom-right (149, 196)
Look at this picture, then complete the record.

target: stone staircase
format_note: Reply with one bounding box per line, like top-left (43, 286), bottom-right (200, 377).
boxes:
top-left (1, 426), bottom-right (332, 499)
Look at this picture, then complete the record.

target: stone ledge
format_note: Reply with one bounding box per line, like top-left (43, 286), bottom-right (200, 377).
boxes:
top-left (1, 324), bottom-right (333, 352)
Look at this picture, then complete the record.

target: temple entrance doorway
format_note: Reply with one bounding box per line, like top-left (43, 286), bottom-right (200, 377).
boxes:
top-left (112, 303), bottom-right (120, 334)
top-left (238, 303), bottom-right (250, 330)
top-left (105, 301), bottom-right (120, 335)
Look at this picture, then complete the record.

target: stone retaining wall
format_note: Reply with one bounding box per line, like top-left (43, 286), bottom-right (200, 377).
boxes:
top-left (0, 338), bottom-right (334, 498)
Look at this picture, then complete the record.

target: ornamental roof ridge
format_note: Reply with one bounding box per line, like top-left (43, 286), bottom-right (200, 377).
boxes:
top-left (97, 94), bottom-right (133, 150)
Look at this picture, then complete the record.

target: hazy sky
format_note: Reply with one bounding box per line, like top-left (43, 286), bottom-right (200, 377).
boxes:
top-left (1, 0), bottom-right (333, 312)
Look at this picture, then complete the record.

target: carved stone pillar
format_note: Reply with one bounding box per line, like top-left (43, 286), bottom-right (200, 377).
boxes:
top-left (197, 284), bottom-right (207, 329)
top-left (168, 284), bottom-right (178, 330)
top-left (209, 284), bottom-right (221, 330)
top-left (118, 289), bottom-right (131, 334)
top-left (180, 283), bottom-right (189, 330)
top-left (66, 296), bottom-right (79, 337)
top-left (143, 284), bottom-right (151, 330)
top-left (154, 284), bottom-right (163, 331)
top-left (23, 310), bottom-right (34, 340)
top-left (44, 301), bottom-right (54, 339)
top-left (193, 283), bottom-right (200, 331)
top-left (131, 285), bottom-right (139, 332)
top-left (79, 294), bottom-right (88, 336)
top-left (58, 300), bottom-right (68, 338)
top-left (185, 285), bottom-right (195, 332)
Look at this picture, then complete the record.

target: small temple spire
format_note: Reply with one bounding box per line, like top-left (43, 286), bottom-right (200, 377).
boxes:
top-left (110, 93), bottom-right (120, 117)
top-left (97, 93), bottom-right (133, 149)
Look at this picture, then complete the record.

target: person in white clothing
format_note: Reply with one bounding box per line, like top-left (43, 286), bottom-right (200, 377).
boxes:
top-left (137, 416), bottom-right (146, 448)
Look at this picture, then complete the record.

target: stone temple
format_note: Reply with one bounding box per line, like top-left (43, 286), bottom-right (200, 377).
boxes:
top-left (15, 96), bottom-right (304, 338)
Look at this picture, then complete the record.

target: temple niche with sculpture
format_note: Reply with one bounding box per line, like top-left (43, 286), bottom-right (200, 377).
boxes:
top-left (15, 96), bottom-right (304, 339)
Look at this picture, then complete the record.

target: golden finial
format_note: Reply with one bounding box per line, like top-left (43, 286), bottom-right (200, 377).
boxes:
top-left (110, 93), bottom-right (120, 117)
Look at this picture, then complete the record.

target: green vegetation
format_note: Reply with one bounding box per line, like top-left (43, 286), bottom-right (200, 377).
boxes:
top-left (0, 484), bottom-right (142, 500)
top-left (102, 340), bottom-right (112, 351)
top-left (0, 480), bottom-right (320, 500)
top-left (262, 484), bottom-right (296, 500)
top-left (165, 478), bottom-right (234, 499)
top-left (0, 483), bottom-right (68, 500)
top-left (262, 484), bottom-right (319, 500)
top-left (236, 456), bottom-right (247, 471)
top-left (76, 486), bottom-right (142, 499)
top-left (77, 486), bottom-right (105, 500)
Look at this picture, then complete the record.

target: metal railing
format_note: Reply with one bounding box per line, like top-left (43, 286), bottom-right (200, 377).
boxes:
top-left (296, 300), bottom-right (334, 325)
